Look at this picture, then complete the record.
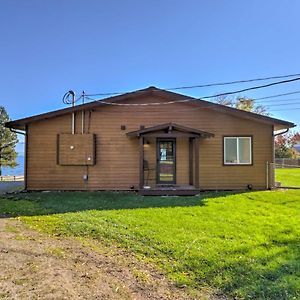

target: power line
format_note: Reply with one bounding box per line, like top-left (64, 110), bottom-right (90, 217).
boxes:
top-left (65, 90), bottom-right (300, 116)
top-left (83, 95), bottom-right (300, 114)
top-left (62, 91), bottom-right (82, 105)
top-left (254, 90), bottom-right (300, 100)
top-left (227, 97), bottom-right (300, 105)
top-left (82, 92), bottom-right (300, 116)
top-left (253, 97), bottom-right (300, 103)
top-left (200, 77), bottom-right (300, 99)
top-left (85, 95), bottom-right (300, 109)
top-left (84, 77), bottom-right (300, 107)
top-left (165, 73), bottom-right (300, 91)
top-left (270, 107), bottom-right (300, 112)
top-left (65, 104), bottom-right (300, 120)
top-left (212, 91), bottom-right (300, 103)
top-left (84, 73), bottom-right (300, 96)
top-left (86, 93), bottom-right (300, 105)
top-left (264, 102), bottom-right (300, 107)
top-left (85, 91), bottom-right (124, 97)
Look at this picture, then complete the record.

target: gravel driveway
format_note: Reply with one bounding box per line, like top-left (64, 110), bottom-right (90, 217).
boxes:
top-left (0, 218), bottom-right (199, 300)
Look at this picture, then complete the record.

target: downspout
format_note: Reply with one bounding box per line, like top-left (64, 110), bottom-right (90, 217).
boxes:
top-left (24, 125), bottom-right (28, 190)
top-left (266, 161), bottom-right (269, 189)
top-left (9, 128), bottom-right (26, 136)
top-left (274, 128), bottom-right (289, 137)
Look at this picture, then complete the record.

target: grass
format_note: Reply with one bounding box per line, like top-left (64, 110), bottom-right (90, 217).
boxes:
top-left (1, 190), bottom-right (300, 299)
top-left (276, 168), bottom-right (300, 187)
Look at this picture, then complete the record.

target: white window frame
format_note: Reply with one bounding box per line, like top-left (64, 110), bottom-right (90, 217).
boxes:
top-left (223, 137), bottom-right (252, 165)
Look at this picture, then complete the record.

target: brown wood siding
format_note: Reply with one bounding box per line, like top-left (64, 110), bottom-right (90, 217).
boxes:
top-left (26, 95), bottom-right (273, 190)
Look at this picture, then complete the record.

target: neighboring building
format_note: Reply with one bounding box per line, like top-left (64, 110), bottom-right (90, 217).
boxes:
top-left (6, 87), bottom-right (296, 195)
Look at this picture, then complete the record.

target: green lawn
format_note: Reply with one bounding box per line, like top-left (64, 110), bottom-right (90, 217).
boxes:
top-left (276, 168), bottom-right (300, 187)
top-left (1, 190), bottom-right (300, 299)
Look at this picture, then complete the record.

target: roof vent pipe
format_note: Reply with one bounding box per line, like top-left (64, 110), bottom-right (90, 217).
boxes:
top-left (62, 90), bottom-right (76, 134)
top-left (81, 91), bottom-right (85, 134)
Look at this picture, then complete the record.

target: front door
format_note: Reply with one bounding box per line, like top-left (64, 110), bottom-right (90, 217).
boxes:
top-left (157, 139), bottom-right (176, 184)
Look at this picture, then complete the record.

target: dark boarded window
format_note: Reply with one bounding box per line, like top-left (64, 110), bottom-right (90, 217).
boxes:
top-left (57, 134), bottom-right (96, 166)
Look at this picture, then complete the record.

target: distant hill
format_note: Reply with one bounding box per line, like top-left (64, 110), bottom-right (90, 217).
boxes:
top-left (1, 154), bottom-right (24, 176)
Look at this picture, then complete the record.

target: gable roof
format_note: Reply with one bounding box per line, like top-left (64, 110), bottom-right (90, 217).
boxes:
top-left (5, 86), bottom-right (296, 131)
top-left (126, 122), bottom-right (214, 138)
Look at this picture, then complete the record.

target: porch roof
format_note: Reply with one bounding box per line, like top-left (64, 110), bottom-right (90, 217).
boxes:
top-left (126, 122), bottom-right (214, 138)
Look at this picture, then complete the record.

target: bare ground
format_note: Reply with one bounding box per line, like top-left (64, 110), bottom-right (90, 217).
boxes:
top-left (0, 218), bottom-right (219, 300)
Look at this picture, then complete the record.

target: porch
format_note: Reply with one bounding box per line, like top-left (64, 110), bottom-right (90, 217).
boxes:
top-left (127, 123), bottom-right (214, 195)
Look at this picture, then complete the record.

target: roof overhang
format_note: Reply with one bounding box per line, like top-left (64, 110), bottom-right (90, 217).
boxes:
top-left (5, 86), bottom-right (297, 131)
top-left (126, 123), bottom-right (214, 138)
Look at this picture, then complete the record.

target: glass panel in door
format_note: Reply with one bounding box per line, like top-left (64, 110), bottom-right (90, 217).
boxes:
top-left (157, 140), bottom-right (175, 184)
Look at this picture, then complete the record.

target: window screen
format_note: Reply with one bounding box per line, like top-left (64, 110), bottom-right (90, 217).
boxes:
top-left (224, 137), bottom-right (252, 165)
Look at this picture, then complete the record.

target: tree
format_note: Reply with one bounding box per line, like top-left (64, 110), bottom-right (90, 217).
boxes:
top-left (214, 95), bottom-right (300, 158)
top-left (215, 95), bottom-right (269, 115)
top-left (235, 97), bottom-right (269, 115)
top-left (0, 106), bottom-right (18, 176)
top-left (275, 131), bottom-right (300, 158)
top-left (214, 95), bottom-right (235, 107)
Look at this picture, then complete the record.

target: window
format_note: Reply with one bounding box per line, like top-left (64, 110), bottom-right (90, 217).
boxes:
top-left (224, 137), bottom-right (252, 165)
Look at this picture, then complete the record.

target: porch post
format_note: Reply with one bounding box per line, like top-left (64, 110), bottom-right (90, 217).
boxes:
top-left (194, 137), bottom-right (200, 189)
top-left (139, 136), bottom-right (144, 190)
top-left (189, 138), bottom-right (194, 185)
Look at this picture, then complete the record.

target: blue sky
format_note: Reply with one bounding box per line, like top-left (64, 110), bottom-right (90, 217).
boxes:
top-left (1, 0), bottom-right (300, 153)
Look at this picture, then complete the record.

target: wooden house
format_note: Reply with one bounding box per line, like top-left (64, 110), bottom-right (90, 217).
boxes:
top-left (6, 87), bottom-right (295, 195)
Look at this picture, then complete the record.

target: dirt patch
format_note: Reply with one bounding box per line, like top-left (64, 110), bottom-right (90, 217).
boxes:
top-left (0, 218), bottom-right (218, 299)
